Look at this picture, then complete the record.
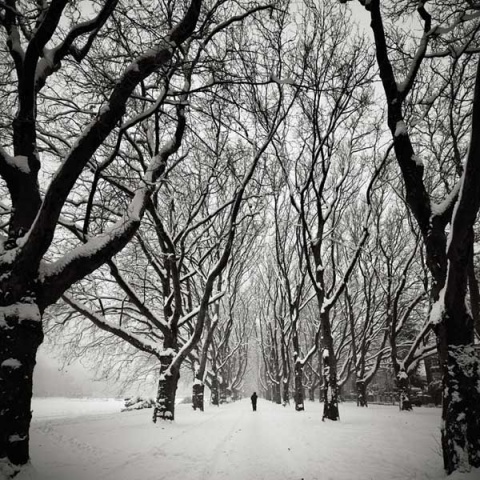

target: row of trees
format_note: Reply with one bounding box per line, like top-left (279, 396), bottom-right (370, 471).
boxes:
top-left (1, 0), bottom-right (480, 477)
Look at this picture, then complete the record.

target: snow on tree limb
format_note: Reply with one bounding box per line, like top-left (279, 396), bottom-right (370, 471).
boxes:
top-left (62, 294), bottom-right (164, 358)
top-left (16, 1), bottom-right (202, 281)
top-left (38, 187), bottom-right (151, 307)
top-left (177, 291), bottom-right (225, 327)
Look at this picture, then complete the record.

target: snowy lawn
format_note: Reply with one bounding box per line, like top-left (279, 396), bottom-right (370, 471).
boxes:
top-left (19, 399), bottom-right (479, 480)
top-left (30, 397), bottom-right (124, 420)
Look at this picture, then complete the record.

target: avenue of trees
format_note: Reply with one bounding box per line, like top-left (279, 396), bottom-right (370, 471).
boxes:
top-left (1, 0), bottom-right (480, 477)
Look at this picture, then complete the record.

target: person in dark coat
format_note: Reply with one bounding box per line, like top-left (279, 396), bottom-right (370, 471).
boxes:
top-left (251, 392), bottom-right (258, 411)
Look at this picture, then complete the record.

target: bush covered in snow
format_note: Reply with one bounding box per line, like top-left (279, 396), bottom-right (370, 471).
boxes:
top-left (121, 396), bottom-right (155, 411)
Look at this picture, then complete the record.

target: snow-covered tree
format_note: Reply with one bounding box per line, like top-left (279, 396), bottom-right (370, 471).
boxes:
top-left (343, 0), bottom-right (480, 472)
top-left (0, 0), bottom-right (204, 474)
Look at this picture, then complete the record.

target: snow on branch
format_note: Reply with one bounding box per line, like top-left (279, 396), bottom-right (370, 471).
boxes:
top-left (430, 180), bottom-right (461, 219)
top-left (62, 294), bottom-right (163, 358)
top-left (38, 188), bottom-right (151, 307)
top-left (396, 5), bottom-right (432, 100)
top-left (400, 319), bottom-right (435, 372)
top-left (107, 259), bottom-right (168, 334)
top-left (0, 147), bottom-right (31, 174)
top-left (177, 290), bottom-right (225, 327)
top-left (19, 1), bottom-right (201, 276)
top-left (320, 143), bottom-right (393, 314)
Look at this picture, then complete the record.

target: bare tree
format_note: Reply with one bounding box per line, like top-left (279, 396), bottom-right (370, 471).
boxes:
top-left (273, 0), bottom-right (379, 420)
top-left (343, 0), bottom-right (480, 472)
top-left (0, 1), bottom-right (206, 473)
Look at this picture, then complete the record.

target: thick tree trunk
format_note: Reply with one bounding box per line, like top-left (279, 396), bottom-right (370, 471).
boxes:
top-left (396, 371), bottom-right (412, 411)
top-left (467, 251), bottom-right (480, 338)
top-left (294, 361), bottom-right (305, 411)
top-left (192, 380), bottom-right (204, 411)
top-left (219, 381), bottom-right (228, 404)
top-left (356, 379), bottom-right (368, 407)
top-left (153, 351), bottom-right (179, 422)
top-left (211, 375), bottom-right (220, 406)
top-left (322, 349), bottom-right (339, 421)
top-left (439, 308), bottom-right (480, 473)
top-left (424, 357), bottom-right (433, 385)
top-left (232, 388), bottom-right (240, 401)
top-left (265, 384), bottom-right (272, 401)
top-left (0, 304), bottom-right (43, 474)
top-left (273, 382), bottom-right (281, 404)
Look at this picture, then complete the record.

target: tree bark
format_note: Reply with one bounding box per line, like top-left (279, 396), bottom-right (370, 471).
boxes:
top-left (282, 378), bottom-right (290, 406)
top-left (356, 379), bottom-right (368, 407)
top-left (294, 360), bottom-right (305, 411)
top-left (0, 304), bottom-right (43, 472)
top-left (363, 1), bottom-right (480, 472)
top-left (396, 372), bottom-right (412, 411)
top-left (153, 350), bottom-right (179, 421)
top-left (219, 380), bottom-right (228, 404)
top-left (308, 384), bottom-right (315, 402)
top-left (192, 380), bottom-right (205, 411)
top-left (211, 375), bottom-right (219, 406)
top-left (265, 385), bottom-right (272, 402)
top-left (273, 382), bottom-right (281, 404)
top-left (441, 341), bottom-right (480, 473)
top-left (322, 347), bottom-right (339, 421)
top-left (467, 249), bottom-right (480, 338)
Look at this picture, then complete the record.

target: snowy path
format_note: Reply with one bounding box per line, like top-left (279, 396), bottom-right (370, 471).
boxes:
top-left (19, 399), bottom-right (478, 480)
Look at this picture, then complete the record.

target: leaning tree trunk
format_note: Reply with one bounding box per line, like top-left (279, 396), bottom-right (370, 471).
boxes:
top-left (153, 350), bottom-right (180, 422)
top-left (356, 379), bottom-right (368, 407)
top-left (0, 303), bottom-right (43, 475)
top-left (293, 360), bottom-right (305, 411)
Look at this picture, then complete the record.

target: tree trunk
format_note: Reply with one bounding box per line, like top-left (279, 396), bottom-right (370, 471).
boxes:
top-left (153, 351), bottom-right (179, 422)
top-left (467, 251), bottom-right (480, 338)
top-left (396, 371), bottom-right (412, 411)
top-left (282, 378), bottom-right (290, 406)
top-left (219, 381), bottom-right (228, 404)
top-left (439, 307), bottom-right (480, 473)
top-left (273, 382), bottom-right (281, 404)
top-left (265, 384), bottom-right (272, 401)
top-left (0, 304), bottom-right (43, 474)
top-left (356, 379), bottom-right (368, 407)
top-left (192, 380), bottom-right (204, 411)
top-left (211, 375), bottom-right (219, 406)
top-left (308, 384), bottom-right (315, 402)
top-left (424, 357), bottom-right (433, 385)
top-left (294, 361), bottom-right (305, 411)
top-left (322, 348), bottom-right (339, 421)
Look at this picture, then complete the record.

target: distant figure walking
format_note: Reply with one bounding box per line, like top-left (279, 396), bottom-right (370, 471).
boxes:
top-left (251, 392), bottom-right (258, 411)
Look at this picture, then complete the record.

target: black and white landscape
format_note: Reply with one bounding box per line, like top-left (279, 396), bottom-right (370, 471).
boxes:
top-left (1, 0), bottom-right (480, 479)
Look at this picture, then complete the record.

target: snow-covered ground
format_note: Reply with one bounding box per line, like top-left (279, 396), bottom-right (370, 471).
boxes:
top-left (31, 397), bottom-right (124, 420)
top-left (18, 399), bottom-right (479, 480)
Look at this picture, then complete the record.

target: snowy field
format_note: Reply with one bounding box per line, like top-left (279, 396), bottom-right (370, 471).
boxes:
top-left (18, 399), bottom-right (479, 480)
top-left (30, 397), bottom-right (125, 420)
